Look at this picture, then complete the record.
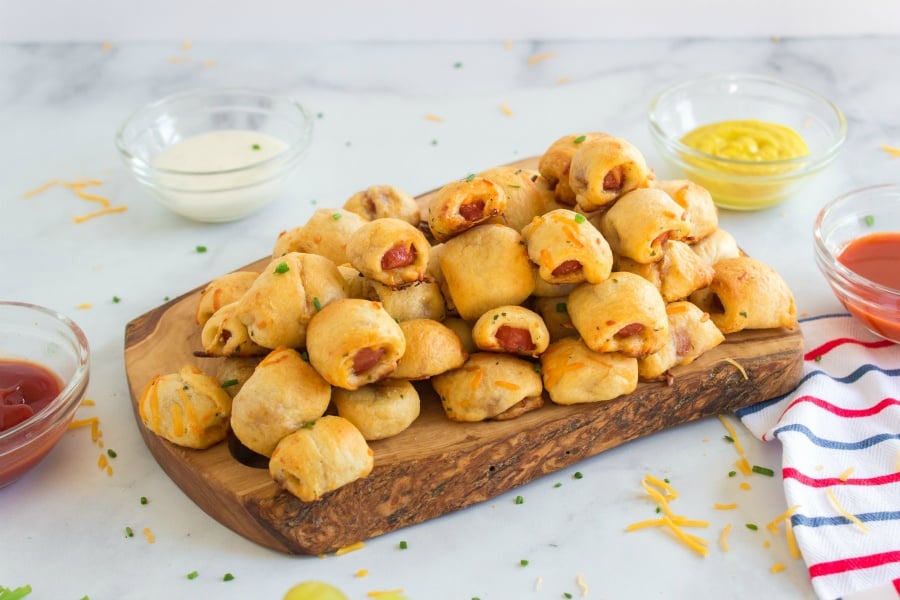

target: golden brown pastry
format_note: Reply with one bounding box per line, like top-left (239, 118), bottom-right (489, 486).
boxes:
top-left (598, 187), bottom-right (691, 264)
top-left (637, 301), bottom-right (725, 379)
top-left (567, 272), bottom-right (669, 357)
top-left (438, 224), bottom-right (534, 320)
top-left (269, 415), bottom-right (374, 502)
top-left (442, 317), bottom-right (477, 355)
top-left (392, 319), bottom-right (468, 380)
top-left (530, 268), bottom-right (579, 298)
top-left (532, 296), bottom-right (578, 342)
top-left (690, 228), bottom-right (742, 265)
top-left (427, 177), bottom-right (508, 242)
top-left (478, 166), bottom-right (555, 231)
top-left (215, 356), bottom-right (262, 398)
top-left (538, 133), bottom-right (608, 205)
top-left (540, 338), bottom-right (638, 404)
top-left (615, 240), bottom-right (715, 303)
top-left (332, 379), bottom-right (420, 440)
top-left (653, 179), bottom-right (718, 243)
top-left (521, 208), bottom-right (613, 285)
top-left (346, 217), bottom-right (430, 287)
top-left (272, 208), bottom-right (367, 266)
top-left (196, 271), bottom-right (258, 326)
top-left (343, 184), bottom-right (421, 226)
top-left (432, 353), bottom-right (543, 422)
top-left (200, 301), bottom-right (268, 357)
top-left (689, 256), bottom-right (798, 334)
top-left (306, 299), bottom-right (406, 390)
top-left (338, 264), bottom-right (370, 299)
top-left (138, 365), bottom-right (232, 449)
top-left (568, 135), bottom-right (652, 211)
top-left (230, 347), bottom-right (332, 457)
top-left (360, 279), bottom-right (447, 322)
top-left (238, 252), bottom-right (347, 349)
top-left (472, 305), bottom-right (550, 357)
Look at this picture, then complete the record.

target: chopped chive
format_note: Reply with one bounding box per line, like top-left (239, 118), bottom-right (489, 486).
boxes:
top-left (555, 301), bottom-right (567, 313)
top-left (739, 311), bottom-right (748, 318)
top-left (164, 296), bottom-right (170, 302)
top-left (515, 495), bottom-right (524, 504)
top-left (573, 135), bottom-right (587, 144)
top-left (533, 363), bottom-right (541, 374)
top-left (399, 540), bottom-right (408, 549)
top-left (664, 478), bottom-right (670, 483)
top-left (195, 245), bottom-right (207, 253)
top-left (106, 449), bottom-right (117, 458)
top-left (465, 173), bottom-right (476, 182)
top-left (301, 421), bottom-right (315, 428)
top-left (752, 465), bottom-right (775, 477)
top-left (508, 184), bottom-right (521, 188)
top-left (112, 296), bottom-right (121, 303)
top-left (454, 61), bottom-right (463, 68)
top-left (728, 470), bottom-right (737, 477)
top-left (574, 213), bottom-right (586, 224)
top-left (187, 571), bottom-right (199, 580)
top-left (723, 435), bottom-right (734, 443)
top-left (332, 212), bottom-right (342, 220)
top-left (316, 112), bottom-right (324, 119)
top-left (815, 355), bottom-right (823, 362)
top-left (573, 471), bottom-right (583, 480)
top-left (655, 507), bottom-right (661, 514)
top-left (431, 139), bottom-right (438, 146)
top-left (221, 379), bottom-right (238, 388)
top-left (313, 297), bottom-right (322, 312)
top-left (746, 523), bottom-right (759, 531)
top-left (864, 214), bottom-right (875, 226)
top-left (125, 526), bottom-right (134, 537)
top-left (252, 144), bottom-right (260, 150)
top-left (519, 559), bottom-right (529, 566)
top-left (300, 351), bottom-right (309, 362)
top-left (274, 261), bottom-right (289, 274)
top-left (140, 496), bottom-right (148, 505)
top-left (553, 482), bottom-right (562, 488)
top-left (565, 594), bottom-right (574, 599)
top-left (223, 573), bottom-right (234, 582)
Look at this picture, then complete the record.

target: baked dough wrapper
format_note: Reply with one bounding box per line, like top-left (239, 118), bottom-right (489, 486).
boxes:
top-left (306, 298), bottom-right (406, 390)
top-left (568, 135), bottom-right (652, 212)
top-left (238, 252), bottom-right (348, 350)
top-left (432, 353), bottom-right (544, 422)
top-left (540, 338), bottom-right (638, 404)
top-left (689, 256), bottom-right (798, 334)
top-left (615, 240), bottom-right (714, 303)
top-left (691, 228), bottom-right (743, 266)
top-left (532, 296), bottom-right (578, 343)
top-left (332, 379), bottom-right (421, 440)
top-left (346, 217), bottom-right (430, 287)
top-left (567, 271), bottom-right (669, 357)
top-left (472, 305), bottom-right (550, 357)
top-left (538, 133), bottom-right (609, 206)
top-left (230, 347), bottom-right (332, 457)
top-left (522, 208), bottom-right (613, 285)
top-left (196, 271), bottom-right (258, 327)
top-left (638, 301), bottom-right (725, 380)
top-left (269, 415), bottom-right (374, 502)
top-left (598, 187), bottom-right (691, 264)
top-left (272, 208), bottom-right (367, 266)
top-left (653, 179), bottom-right (718, 243)
top-left (478, 166), bottom-right (555, 232)
top-left (359, 278), bottom-right (446, 322)
top-left (138, 366), bottom-right (232, 450)
top-left (343, 184), bottom-right (421, 226)
top-left (393, 319), bottom-right (468, 380)
top-left (200, 301), bottom-right (268, 357)
top-left (427, 177), bottom-right (508, 242)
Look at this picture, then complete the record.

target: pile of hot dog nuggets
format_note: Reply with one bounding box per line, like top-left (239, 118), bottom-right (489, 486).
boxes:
top-left (138, 132), bottom-right (797, 502)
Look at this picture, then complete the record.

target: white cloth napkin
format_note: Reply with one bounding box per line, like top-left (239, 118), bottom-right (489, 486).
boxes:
top-left (736, 313), bottom-right (900, 600)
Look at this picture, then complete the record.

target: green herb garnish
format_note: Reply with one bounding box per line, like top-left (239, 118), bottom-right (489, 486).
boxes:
top-left (573, 135), bottom-right (587, 144)
top-left (313, 297), bottom-right (322, 311)
top-left (865, 214), bottom-right (875, 227)
top-left (274, 261), bottom-right (289, 274)
top-left (554, 482), bottom-right (562, 488)
top-left (301, 421), bottom-right (315, 429)
top-left (187, 571), bottom-right (199, 580)
top-left (815, 355), bottom-right (823, 362)
top-left (515, 495), bottom-right (524, 505)
top-left (125, 526), bottom-right (134, 537)
top-left (574, 213), bottom-right (586, 224)
top-left (140, 496), bottom-right (148, 505)
top-left (573, 471), bottom-right (583, 480)
top-left (454, 61), bottom-right (463, 68)
top-left (223, 573), bottom-right (235, 582)
top-left (399, 540), bottom-right (408, 549)
top-left (332, 212), bottom-right (342, 220)
top-left (728, 470), bottom-right (737, 478)
top-left (195, 245), bottom-right (207, 253)
top-left (107, 449), bottom-right (117, 458)
top-left (752, 465), bottom-right (775, 477)
top-left (252, 144), bottom-right (260, 151)
top-left (519, 559), bottom-right (529, 566)
top-left (739, 311), bottom-right (748, 318)
top-left (0, 585), bottom-right (33, 600)
top-left (112, 296), bottom-right (121, 303)
top-left (555, 301), bottom-right (567, 313)
top-left (221, 379), bottom-right (238, 388)
top-left (746, 523), bottom-right (759, 531)
top-left (723, 435), bottom-right (734, 443)
top-left (464, 173), bottom-right (476, 182)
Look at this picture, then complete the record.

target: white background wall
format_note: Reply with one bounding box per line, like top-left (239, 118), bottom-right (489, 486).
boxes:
top-left (2, 0), bottom-right (900, 42)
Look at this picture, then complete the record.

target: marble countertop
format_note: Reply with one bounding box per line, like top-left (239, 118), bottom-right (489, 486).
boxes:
top-left (2, 37), bottom-right (899, 599)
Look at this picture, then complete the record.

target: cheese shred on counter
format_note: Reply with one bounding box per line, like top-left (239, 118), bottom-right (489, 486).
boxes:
top-left (335, 541), bottom-right (365, 555)
top-left (23, 178), bottom-right (127, 223)
top-left (627, 475), bottom-right (710, 557)
top-left (826, 489), bottom-right (869, 533)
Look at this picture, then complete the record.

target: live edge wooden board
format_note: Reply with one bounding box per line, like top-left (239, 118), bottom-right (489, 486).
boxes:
top-left (124, 158), bottom-right (804, 556)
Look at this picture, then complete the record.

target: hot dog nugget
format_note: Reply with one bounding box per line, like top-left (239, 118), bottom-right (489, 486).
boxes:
top-left (230, 346), bottom-right (332, 457)
top-left (138, 366), bottom-right (232, 449)
top-left (343, 184), bottom-right (421, 226)
top-left (598, 187), bottom-right (691, 264)
top-left (654, 179), bottom-right (718, 243)
top-left (393, 318), bottom-right (468, 380)
top-left (346, 217), bottom-right (430, 287)
top-left (332, 379), bottom-right (420, 440)
top-left (272, 208), bottom-right (367, 266)
top-left (269, 415), bottom-right (374, 502)
top-left (540, 338), bottom-right (638, 404)
top-left (432, 353), bottom-right (543, 422)
top-left (538, 133), bottom-right (609, 206)
top-left (568, 135), bottom-right (652, 211)
top-left (306, 299), bottom-right (406, 390)
top-left (200, 301), bottom-right (268, 357)
top-left (439, 224), bottom-right (534, 321)
top-left (472, 305), bottom-right (549, 357)
top-left (478, 166), bottom-right (554, 232)
top-left (638, 301), bottom-right (725, 379)
top-left (615, 240), bottom-right (714, 302)
top-left (522, 208), bottom-right (613, 285)
top-left (567, 272), bottom-right (669, 357)
top-left (427, 177), bottom-right (507, 242)
top-left (196, 271), bottom-right (258, 326)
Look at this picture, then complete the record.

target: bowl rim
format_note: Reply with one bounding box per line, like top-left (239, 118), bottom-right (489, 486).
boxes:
top-left (0, 301), bottom-right (91, 448)
top-left (648, 72), bottom-right (847, 175)
top-left (114, 86), bottom-right (314, 179)
top-left (813, 183), bottom-right (900, 298)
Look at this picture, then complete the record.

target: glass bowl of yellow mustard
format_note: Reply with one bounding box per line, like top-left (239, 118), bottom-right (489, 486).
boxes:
top-left (648, 73), bottom-right (846, 210)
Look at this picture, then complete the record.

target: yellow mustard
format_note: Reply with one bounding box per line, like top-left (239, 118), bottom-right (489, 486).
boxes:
top-left (681, 119), bottom-right (809, 162)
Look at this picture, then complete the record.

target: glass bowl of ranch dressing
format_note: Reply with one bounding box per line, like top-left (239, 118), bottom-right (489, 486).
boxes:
top-left (116, 88), bottom-right (313, 222)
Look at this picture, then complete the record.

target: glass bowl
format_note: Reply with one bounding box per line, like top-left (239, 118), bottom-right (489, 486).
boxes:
top-left (814, 184), bottom-right (900, 343)
top-left (648, 73), bottom-right (846, 210)
top-left (116, 88), bottom-right (313, 223)
top-left (0, 302), bottom-right (91, 488)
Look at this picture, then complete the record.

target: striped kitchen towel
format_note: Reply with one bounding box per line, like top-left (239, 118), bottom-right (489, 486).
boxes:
top-left (736, 313), bottom-right (900, 600)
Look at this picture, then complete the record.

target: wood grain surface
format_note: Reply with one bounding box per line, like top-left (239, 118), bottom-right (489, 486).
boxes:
top-left (123, 159), bottom-right (805, 555)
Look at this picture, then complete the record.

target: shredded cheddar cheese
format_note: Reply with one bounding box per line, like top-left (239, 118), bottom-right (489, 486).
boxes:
top-left (722, 357), bottom-right (749, 380)
top-left (763, 540), bottom-right (772, 548)
top-left (880, 144), bottom-right (900, 158)
top-left (201, 59), bottom-right (217, 68)
top-left (720, 523), bottom-right (733, 552)
top-left (576, 574), bottom-right (588, 596)
top-left (101, 42), bottom-right (113, 51)
top-left (766, 505), bottom-right (800, 533)
top-left (181, 40), bottom-right (193, 51)
top-left (629, 475), bottom-right (710, 557)
top-left (335, 541), bottom-right (365, 555)
top-left (504, 40), bottom-right (513, 49)
top-left (76, 303), bottom-right (93, 310)
top-left (739, 482), bottom-right (752, 491)
top-left (355, 569), bottom-right (369, 578)
top-left (494, 380), bottom-right (520, 390)
top-left (735, 456), bottom-right (752, 476)
top-left (424, 113), bottom-right (444, 123)
top-left (143, 527), bottom-right (155, 543)
top-left (717, 414), bottom-right (746, 457)
top-left (896, 449), bottom-right (900, 472)
top-left (80, 399), bottom-right (96, 406)
top-left (826, 489), bottom-right (868, 533)
top-left (785, 518), bottom-right (801, 559)
top-left (69, 416), bottom-right (99, 431)
top-left (838, 467), bottom-right (855, 481)
top-left (500, 103), bottom-right (513, 117)
top-left (644, 473), bottom-right (678, 500)
top-left (556, 76), bottom-right (572, 84)
top-left (73, 205), bottom-right (128, 223)
top-left (168, 56), bottom-right (190, 63)
top-left (770, 563), bottom-right (786, 574)
top-left (367, 590), bottom-right (404, 598)
top-left (714, 503), bottom-right (738, 510)
top-left (661, 515), bottom-right (710, 557)
top-left (24, 178), bottom-right (127, 222)
top-left (527, 51), bottom-right (557, 66)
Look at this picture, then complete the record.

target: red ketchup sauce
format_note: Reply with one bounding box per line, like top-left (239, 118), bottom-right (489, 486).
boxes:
top-left (836, 231), bottom-right (900, 342)
top-left (0, 359), bottom-right (63, 432)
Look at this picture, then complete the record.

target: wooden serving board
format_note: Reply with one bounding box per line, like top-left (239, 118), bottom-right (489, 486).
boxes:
top-left (123, 160), bottom-right (805, 555)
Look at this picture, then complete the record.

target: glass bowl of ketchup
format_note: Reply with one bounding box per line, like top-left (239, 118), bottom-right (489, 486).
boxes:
top-left (814, 184), bottom-right (900, 344)
top-left (0, 302), bottom-right (90, 488)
